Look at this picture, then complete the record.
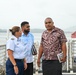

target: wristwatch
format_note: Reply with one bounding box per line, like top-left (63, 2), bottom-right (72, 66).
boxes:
top-left (13, 64), bottom-right (17, 67)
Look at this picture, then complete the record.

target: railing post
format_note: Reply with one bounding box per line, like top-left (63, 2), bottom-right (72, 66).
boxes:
top-left (70, 40), bottom-right (73, 73)
top-left (6, 29), bottom-right (9, 40)
top-left (66, 41), bottom-right (69, 72)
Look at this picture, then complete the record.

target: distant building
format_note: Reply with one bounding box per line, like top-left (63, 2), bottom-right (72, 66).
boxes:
top-left (71, 31), bottom-right (76, 38)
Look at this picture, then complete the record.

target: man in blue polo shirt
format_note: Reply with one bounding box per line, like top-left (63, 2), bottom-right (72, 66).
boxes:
top-left (20, 21), bottom-right (34, 75)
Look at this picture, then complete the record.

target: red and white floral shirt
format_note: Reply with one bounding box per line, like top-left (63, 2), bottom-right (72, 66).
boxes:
top-left (41, 27), bottom-right (67, 60)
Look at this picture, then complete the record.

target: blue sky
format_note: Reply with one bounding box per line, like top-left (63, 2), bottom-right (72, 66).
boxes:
top-left (0, 0), bottom-right (76, 30)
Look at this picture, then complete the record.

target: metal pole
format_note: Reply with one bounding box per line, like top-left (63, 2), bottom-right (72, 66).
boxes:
top-left (70, 40), bottom-right (73, 73)
top-left (66, 41), bottom-right (69, 71)
top-left (6, 29), bottom-right (9, 40)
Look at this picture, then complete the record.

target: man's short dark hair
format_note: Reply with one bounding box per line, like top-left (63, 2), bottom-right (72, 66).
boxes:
top-left (21, 21), bottom-right (29, 27)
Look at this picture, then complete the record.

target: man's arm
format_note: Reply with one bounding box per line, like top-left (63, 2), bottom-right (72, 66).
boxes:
top-left (61, 42), bottom-right (67, 62)
top-left (37, 44), bottom-right (43, 67)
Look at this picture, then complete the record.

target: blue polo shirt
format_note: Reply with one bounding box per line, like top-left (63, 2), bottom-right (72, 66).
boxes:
top-left (20, 32), bottom-right (34, 63)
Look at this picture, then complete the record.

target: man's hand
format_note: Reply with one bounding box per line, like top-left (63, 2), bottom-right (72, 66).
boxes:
top-left (60, 56), bottom-right (66, 63)
top-left (24, 62), bottom-right (27, 70)
top-left (37, 59), bottom-right (40, 67)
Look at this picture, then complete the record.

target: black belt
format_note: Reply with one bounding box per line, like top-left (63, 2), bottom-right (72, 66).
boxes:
top-left (15, 59), bottom-right (24, 61)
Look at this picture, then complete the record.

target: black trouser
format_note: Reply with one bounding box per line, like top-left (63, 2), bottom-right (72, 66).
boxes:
top-left (42, 60), bottom-right (62, 75)
top-left (24, 62), bottom-right (33, 75)
top-left (6, 59), bottom-right (24, 75)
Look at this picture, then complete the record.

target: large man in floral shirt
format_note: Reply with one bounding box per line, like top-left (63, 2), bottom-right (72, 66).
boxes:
top-left (37, 17), bottom-right (67, 75)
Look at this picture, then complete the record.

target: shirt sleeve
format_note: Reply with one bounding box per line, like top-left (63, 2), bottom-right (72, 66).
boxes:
top-left (59, 30), bottom-right (67, 43)
top-left (6, 39), bottom-right (15, 51)
top-left (32, 35), bottom-right (34, 43)
top-left (40, 34), bottom-right (43, 45)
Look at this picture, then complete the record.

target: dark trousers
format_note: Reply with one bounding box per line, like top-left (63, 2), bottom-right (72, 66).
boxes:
top-left (6, 59), bottom-right (24, 75)
top-left (42, 60), bottom-right (62, 75)
top-left (24, 62), bottom-right (33, 75)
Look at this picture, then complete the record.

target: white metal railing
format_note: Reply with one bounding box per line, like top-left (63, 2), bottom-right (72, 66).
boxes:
top-left (0, 45), bottom-right (6, 66)
top-left (0, 45), bottom-right (6, 75)
top-left (0, 39), bottom-right (76, 75)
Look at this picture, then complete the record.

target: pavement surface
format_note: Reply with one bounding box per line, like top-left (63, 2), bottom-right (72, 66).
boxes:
top-left (34, 74), bottom-right (76, 75)
top-left (34, 73), bottom-right (76, 75)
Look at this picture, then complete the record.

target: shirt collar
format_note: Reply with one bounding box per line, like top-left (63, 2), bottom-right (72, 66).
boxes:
top-left (22, 32), bottom-right (30, 36)
top-left (12, 35), bottom-right (21, 41)
top-left (45, 26), bottom-right (58, 33)
top-left (22, 32), bottom-right (25, 36)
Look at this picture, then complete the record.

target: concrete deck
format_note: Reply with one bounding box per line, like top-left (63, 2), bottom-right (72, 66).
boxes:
top-left (34, 73), bottom-right (76, 75)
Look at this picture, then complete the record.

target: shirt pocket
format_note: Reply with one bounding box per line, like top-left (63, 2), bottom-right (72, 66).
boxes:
top-left (14, 42), bottom-right (24, 53)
